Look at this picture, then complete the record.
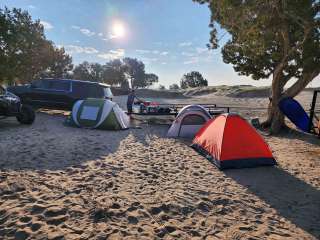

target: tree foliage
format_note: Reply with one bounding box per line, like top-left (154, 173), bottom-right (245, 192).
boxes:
top-left (40, 47), bottom-right (73, 79)
top-left (73, 62), bottom-right (104, 82)
top-left (195, 0), bottom-right (320, 133)
top-left (103, 59), bottom-right (126, 86)
top-left (0, 7), bottom-right (72, 85)
top-left (72, 58), bottom-right (158, 88)
top-left (180, 71), bottom-right (208, 89)
top-left (169, 83), bottom-right (180, 90)
top-left (159, 84), bottom-right (166, 90)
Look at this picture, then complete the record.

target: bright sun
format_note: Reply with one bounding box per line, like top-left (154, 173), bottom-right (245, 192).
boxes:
top-left (112, 21), bottom-right (125, 38)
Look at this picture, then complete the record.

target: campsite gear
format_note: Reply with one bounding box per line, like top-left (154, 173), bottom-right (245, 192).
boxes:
top-left (130, 103), bottom-right (229, 123)
top-left (278, 93), bottom-right (320, 136)
top-left (167, 105), bottom-right (211, 138)
top-left (279, 97), bottom-right (310, 132)
top-left (69, 98), bottom-right (129, 130)
top-left (191, 114), bottom-right (276, 170)
top-left (251, 118), bottom-right (261, 129)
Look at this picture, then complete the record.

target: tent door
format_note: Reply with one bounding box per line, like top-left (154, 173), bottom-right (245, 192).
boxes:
top-left (178, 114), bottom-right (206, 138)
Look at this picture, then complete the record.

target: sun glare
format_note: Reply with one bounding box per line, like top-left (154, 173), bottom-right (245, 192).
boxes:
top-left (112, 21), bottom-right (125, 38)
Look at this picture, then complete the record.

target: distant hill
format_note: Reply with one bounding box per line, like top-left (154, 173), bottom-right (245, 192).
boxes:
top-left (182, 85), bottom-right (271, 98)
top-left (113, 85), bottom-right (317, 99)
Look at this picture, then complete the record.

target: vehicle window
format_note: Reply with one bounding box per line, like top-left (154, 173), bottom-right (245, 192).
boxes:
top-left (72, 82), bottom-right (88, 97)
top-left (72, 82), bottom-right (103, 99)
top-left (31, 80), bottom-right (50, 89)
top-left (88, 85), bottom-right (103, 98)
top-left (32, 80), bottom-right (44, 88)
top-left (48, 80), bottom-right (70, 91)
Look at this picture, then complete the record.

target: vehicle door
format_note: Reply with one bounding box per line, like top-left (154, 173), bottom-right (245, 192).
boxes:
top-left (46, 80), bottom-right (72, 109)
top-left (27, 79), bottom-right (51, 107)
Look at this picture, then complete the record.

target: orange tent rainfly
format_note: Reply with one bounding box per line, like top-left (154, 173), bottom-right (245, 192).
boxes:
top-left (191, 114), bottom-right (276, 170)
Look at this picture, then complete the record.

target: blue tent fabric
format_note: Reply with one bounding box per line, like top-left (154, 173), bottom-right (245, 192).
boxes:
top-left (279, 97), bottom-right (310, 132)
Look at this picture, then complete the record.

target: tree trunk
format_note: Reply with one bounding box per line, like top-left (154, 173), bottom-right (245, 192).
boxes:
top-left (262, 63), bottom-right (286, 134)
top-left (263, 83), bottom-right (285, 134)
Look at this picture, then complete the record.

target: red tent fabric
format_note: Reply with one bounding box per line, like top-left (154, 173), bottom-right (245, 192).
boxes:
top-left (192, 114), bottom-right (276, 169)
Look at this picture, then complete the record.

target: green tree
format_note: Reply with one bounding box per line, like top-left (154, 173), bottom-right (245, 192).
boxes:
top-left (123, 57), bottom-right (146, 88)
top-left (73, 61), bottom-right (103, 82)
top-left (39, 46), bottom-right (73, 79)
top-left (169, 84), bottom-right (180, 90)
top-left (122, 57), bottom-right (158, 88)
top-left (144, 73), bottom-right (159, 88)
top-left (195, 0), bottom-right (320, 133)
top-left (159, 84), bottom-right (166, 90)
top-left (180, 71), bottom-right (208, 89)
top-left (0, 7), bottom-right (55, 84)
top-left (102, 59), bottom-right (127, 86)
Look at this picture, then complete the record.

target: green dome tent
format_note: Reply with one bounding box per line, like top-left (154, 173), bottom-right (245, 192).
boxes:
top-left (68, 99), bottom-right (130, 130)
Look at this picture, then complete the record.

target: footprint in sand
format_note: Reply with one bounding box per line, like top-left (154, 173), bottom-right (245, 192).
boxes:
top-left (127, 215), bottom-right (139, 224)
top-left (43, 206), bottom-right (68, 226)
top-left (30, 222), bottom-right (42, 232)
top-left (19, 216), bottom-right (32, 223)
top-left (14, 230), bottom-right (31, 240)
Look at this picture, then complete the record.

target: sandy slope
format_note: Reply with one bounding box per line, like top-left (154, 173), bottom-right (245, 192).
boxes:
top-left (0, 93), bottom-right (319, 239)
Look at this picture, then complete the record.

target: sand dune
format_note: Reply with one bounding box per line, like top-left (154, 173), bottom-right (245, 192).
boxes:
top-left (0, 93), bottom-right (319, 239)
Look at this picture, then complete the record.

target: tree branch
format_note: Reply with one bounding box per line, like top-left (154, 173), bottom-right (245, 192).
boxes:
top-left (284, 70), bottom-right (320, 97)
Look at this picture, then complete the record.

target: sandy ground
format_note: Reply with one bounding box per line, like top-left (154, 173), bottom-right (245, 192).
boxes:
top-left (0, 93), bottom-right (319, 239)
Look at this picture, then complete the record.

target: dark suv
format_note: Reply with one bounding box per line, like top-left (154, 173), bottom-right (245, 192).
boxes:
top-left (0, 86), bottom-right (35, 124)
top-left (8, 78), bottom-right (113, 110)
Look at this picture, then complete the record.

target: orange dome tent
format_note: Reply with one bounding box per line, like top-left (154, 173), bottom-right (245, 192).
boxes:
top-left (191, 114), bottom-right (276, 170)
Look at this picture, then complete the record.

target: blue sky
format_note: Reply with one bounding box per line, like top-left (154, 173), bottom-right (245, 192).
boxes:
top-left (1, 0), bottom-right (319, 88)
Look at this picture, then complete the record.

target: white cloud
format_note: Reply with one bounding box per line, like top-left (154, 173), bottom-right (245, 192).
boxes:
top-left (28, 5), bottom-right (36, 9)
top-left (136, 50), bottom-right (169, 56)
top-left (71, 26), bottom-right (95, 37)
top-left (98, 32), bottom-right (103, 37)
top-left (140, 57), bottom-right (158, 64)
top-left (102, 34), bottom-right (119, 42)
top-left (161, 62), bottom-right (167, 65)
top-left (181, 52), bottom-right (194, 57)
top-left (40, 21), bottom-right (53, 30)
top-left (98, 49), bottom-right (125, 60)
top-left (183, 57), bottom-right (199, 65)
top-left (179, 41), bottom-right (192, 47)
top-left (196, 47), bottom-right (208, 54)
top-left (80, 28), bottom-right (95, 37)
top-left (63, 45), bottom-right (98, 54)
top-left (136, 49), bottom-right (151, 54)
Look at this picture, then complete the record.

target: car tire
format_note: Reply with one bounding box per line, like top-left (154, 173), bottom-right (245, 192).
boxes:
top-left (16, 105), bottom-right (35, 124)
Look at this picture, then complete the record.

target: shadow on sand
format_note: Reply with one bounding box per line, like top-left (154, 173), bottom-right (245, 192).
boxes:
top-left (225, 166), bottom-right (320, 239)
top-left (0, 112), bottom-right (168, 171)
top-left (276, 127), bottom-right (320, 146)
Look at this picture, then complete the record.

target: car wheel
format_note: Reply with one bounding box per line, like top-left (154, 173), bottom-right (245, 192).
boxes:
top-left (16, 105), bottom-right (35, 124)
